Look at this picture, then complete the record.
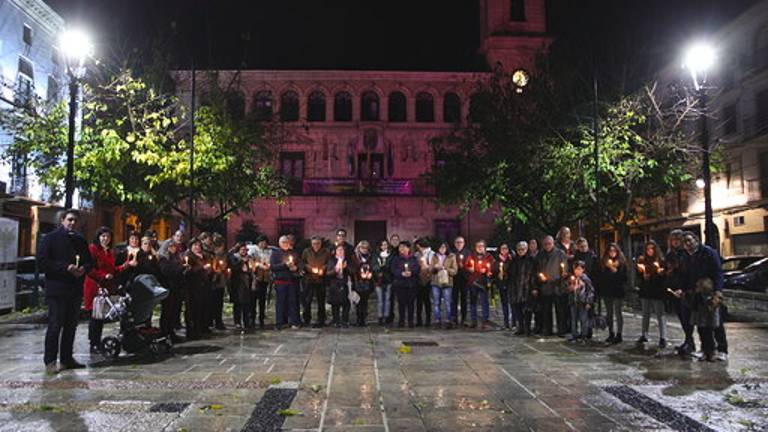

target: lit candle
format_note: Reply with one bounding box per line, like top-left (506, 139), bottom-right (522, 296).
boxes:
top-left (148, 254), bottom-right (153, 261)
top-left (538, 272), bottom-right (547, 282)
top-left (312, 267), bottom-right (319, 274)
top-left (287, 255), bottom-right (294, 265)
top-left (184, 256), bottom-right (189, 265)
top-left (637, 263), bottom-right (646, 273)
top-left (75, 254), bottom-right (80, 267)
top-left (404, 263), bottom-right (409, 272)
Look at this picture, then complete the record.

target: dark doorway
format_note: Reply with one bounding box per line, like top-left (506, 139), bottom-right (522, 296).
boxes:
top-left (354, 220), bottom-right (387, 246)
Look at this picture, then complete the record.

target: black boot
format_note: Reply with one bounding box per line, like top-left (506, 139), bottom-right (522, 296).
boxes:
top-left (605, 332), bottom-right (615, 344)
top-left (613, 333), bottom-right (623, 344)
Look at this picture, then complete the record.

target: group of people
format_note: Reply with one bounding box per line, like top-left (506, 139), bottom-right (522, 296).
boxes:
top-left (39, 209), bottom-right (727, 374)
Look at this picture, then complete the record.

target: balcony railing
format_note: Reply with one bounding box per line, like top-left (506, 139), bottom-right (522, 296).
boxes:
top-left (290, 177), bottom-right (434, 197)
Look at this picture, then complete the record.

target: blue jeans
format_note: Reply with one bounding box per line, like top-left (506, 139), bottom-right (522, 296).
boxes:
top-left (275, 282), bottom-right (300, 327)
top-left (469, 284), bottom-right (489, 322)
top-left (376, 284), bottom-right (391, 319)
top-left (431, 285), bottom-right (452, 323)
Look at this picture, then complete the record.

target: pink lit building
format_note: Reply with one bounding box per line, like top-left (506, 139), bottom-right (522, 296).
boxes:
top-left (175, 0), bottom-right (549, 246)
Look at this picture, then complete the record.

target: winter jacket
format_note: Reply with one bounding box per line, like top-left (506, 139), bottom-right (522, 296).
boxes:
top-left (390, 254), bottom-right (420, 289)
top-left (38, 226), bottom-right (94, 298)
top-left (351, 252), bottom-right (375, 293)
top-left (326, 256), bottom-right (352, 305)
top-left (492, 254), bottom-right (513, 289)
top-left (84, 244), bottom-right (126, 311)
top-left (636, 255), bottom-right (666, 300)
top-left (373, 251), bottom-right (394, 285)
top-left (597, 259), bottom-right (628, 299)
top-left (302, 246), bottom-right (331, 284)
top-left (270, 248), bottom-right (301, 283)
top-left (229, 254), bottom-right (254, 304)
top-left (465, 252), bottom-right (495, 289)
top-left (509, 255), bottom-right (537, 304)
top-left (250, 245), bottom-right (273, 282)
top-left (416, 247), bottom-right (435, 286)
top-left (429, 253), bottom-right (458, 287)
top-left (572, 274), bottom-right (595, 305)
top-left (535, 248), bottom-right (568, 296)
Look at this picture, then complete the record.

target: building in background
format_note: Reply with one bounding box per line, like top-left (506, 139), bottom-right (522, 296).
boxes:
top-left (630, 0), bottom-right (768, 257)
top-left (176, 0), bottom-right (550, 246)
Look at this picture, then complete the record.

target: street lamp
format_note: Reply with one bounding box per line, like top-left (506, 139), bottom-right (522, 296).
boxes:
top-left (59, 28), bottom-right (93, 209)
top-left (683, 41), bottom-right (718, 251)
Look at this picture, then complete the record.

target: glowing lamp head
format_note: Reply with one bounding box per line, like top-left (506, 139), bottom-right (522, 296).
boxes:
top-left (60, 28), bottom-right (94, 66)
top-left (696, 178), bottom-right (706, 189)
top-left (683, 42), bottom-right (716, 90)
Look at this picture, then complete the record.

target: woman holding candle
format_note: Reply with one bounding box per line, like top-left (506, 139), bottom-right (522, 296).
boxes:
top-left (597, 243), bottom-right (628, 344)
top-left (208, 235), bottom-right (230, 331)
top-left (390, 241), bottom-right (420, 328)
top-left (84, 227), bottom-right (132, 353)
top-left (352, 241), bottom-right (374, 327)
top-left (270, 235), bottom-right (302, 330)
top-left (228, 243), bottom-right (255, 331)
top-left (115, 231), bottom-right (141, 285)
top-left (466, 240), bottom-right (495, 330)
top-left (451, 236), bottom-right (471, 327)
top-left (494, 243), bottom-right (514, 330)
top-left (159, 240), bottom-right (186, 341)
top-left (326, 244), bottom-right (352, 328)
top-left (250, 236), bottom-right (272, 329)
top-left (373, 240), bottom-right (394, 326)
top-left (429, 242), bottom-right (458, 329)
top-left (635, 240), bottom-right (667, 348)
top-left (415, 239), bottom-right (435, 327)
top-left (183, 238), bottom-right (211, 340)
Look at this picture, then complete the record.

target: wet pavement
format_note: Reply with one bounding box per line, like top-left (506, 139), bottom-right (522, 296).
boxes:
top-left (0, 307), bottom-right (767, 431)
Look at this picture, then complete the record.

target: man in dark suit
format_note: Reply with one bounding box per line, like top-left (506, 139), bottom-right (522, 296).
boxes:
top-left (38, 209), bottom-right (94, 373)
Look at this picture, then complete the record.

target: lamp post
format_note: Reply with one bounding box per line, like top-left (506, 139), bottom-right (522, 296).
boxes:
top-left (59, 29), bottom-right (93, 209)
top-left (683, 41), bottom-right (718, 251)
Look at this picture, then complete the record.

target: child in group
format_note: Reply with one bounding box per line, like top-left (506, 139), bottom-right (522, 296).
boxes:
top-left (568, 260), bottom-right (595, 342)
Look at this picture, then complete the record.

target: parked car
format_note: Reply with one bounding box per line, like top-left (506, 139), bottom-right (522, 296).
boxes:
top-left (722, 255), bottom-right (764, 273)
top-left (723, 257), bottom-right (768, 293)
top-left (16, 256), bottom-right (42, 310)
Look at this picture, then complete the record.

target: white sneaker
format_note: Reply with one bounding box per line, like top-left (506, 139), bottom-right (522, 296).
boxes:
top-left (716, 352), bottom-right (728, 362)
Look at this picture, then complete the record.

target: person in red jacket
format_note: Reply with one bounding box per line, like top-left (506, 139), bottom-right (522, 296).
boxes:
top-left (84, 227), bottom-right (134, 353)
top-left (465, 240), bottom-right (495, 329)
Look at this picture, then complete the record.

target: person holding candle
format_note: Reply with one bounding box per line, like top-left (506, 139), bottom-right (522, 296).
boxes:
top-left (390, 241), bottom-right (420, 328)
top-left (302, 236), bottom-right (331, 327)
top-left (415, 239), bottom-right (435, 327)
top-left (250, 236), bottom-right (272, 329)
top-left (494, 243), bottom-right (514, 330)
top-left (183, 238), bottom-right (210, 340)
top-left (115, 231), bottom-right (141, 285)
top-left (386, 235), bottom-right (401, 325)
top-left (228, 243), bottom-right (255, 331)
top-left (84, 226), bottom-right (132, 353)
top-left (573, 238), bottom-right (597, 277)
top-left (451, 236), bottom-right (471, 327)
top-left (429, 242), bottom-right (458, 329)
top-left (352, 241), bottom-right (374, 326)
top-left (569, 261), bottom-right (595, 342)
top-left (206, 234), bottom-right (229, 331)
top-left (555, 227), bottom-right (575, 262)
top-left (326, 244), bottom-right (353, 327)
top-left (597, 243), bottom-right (628, 344)
top-left (527, 239), bottom-right (539, 259)
top-left (270, 235), bottom-right (302, 330)
top-left (39, 209), bottom-right (95, 373)
top-left (466, 240), bottom-right (495, 330)
top-left (534, 236), bottom-right (568, 337)
top-left (373, 240), bottom-right (394, 326)
top-left (510, 241), bottom-right (537, 336)
top-left (636, 240), bottom-right (668, 348)
top-left (158, 240), bottom-right (186, 341)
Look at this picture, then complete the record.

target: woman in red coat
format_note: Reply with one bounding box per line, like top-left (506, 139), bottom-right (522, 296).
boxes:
top-left (85, 227), bottom-right (134, 353)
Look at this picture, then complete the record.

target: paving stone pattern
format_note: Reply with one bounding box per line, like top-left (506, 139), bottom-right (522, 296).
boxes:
top-left (0, 306), bottom-right (767, 431)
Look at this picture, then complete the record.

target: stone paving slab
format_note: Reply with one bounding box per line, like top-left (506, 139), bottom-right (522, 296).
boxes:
top-left (0, 307), bottom-right (767, 431)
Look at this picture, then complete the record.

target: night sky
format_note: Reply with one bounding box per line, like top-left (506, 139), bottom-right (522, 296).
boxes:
top-left (44, 0), bottom-right (759, 74)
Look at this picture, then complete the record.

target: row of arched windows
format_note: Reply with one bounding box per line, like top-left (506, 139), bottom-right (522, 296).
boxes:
top-left (246, 90), bottom-right (464, 123)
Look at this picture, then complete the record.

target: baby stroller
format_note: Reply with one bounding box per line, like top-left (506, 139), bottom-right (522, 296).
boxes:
top-left (98, 274), bottom-right (172, 359)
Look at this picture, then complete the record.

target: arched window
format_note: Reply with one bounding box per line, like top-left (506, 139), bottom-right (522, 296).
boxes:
top-left (225, 91), bottom-right (245, 120)
top-left (334, 91), bottom-right (352, 121)
top-left (415, 92), bottom-right (434, 122)
top-left (253, 91), bottom-right (273, 121)
top-left (443, 92), bottom-right (461, 123)
top-left (388, 91), bottom-right (407, 122)
top-left (307, 91), bottom-right (326, 122)
top-left (756, 26), bottom-right (768, 70)
top-left (361, 91), bottom-right (380, 121)
top-left (279, 91), bottom-right (299, 121)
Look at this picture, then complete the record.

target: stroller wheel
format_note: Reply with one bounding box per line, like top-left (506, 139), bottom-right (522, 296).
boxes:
top-left (100, 337), bottom-right (121, 359)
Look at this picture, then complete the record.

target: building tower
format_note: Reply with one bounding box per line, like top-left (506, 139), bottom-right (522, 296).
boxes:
top-left (478, 0), bottom-right (550, 71)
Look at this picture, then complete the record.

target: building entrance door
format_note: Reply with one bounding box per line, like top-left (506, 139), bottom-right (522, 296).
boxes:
top-left (354, 220), bottom-right (387, 247)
